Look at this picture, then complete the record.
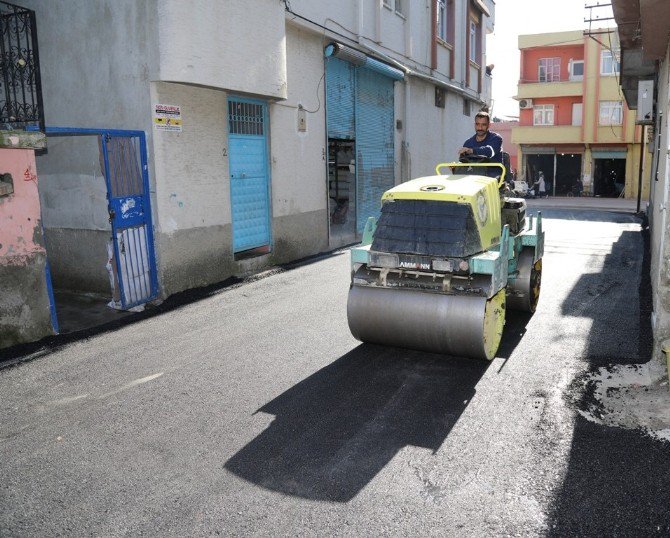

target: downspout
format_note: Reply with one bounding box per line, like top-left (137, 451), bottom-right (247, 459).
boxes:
top-left (357, 0), bottom-right (364, 40)
top-left (637, 125), bottom-right (646, 212)
top-left (375, 0), bottom-right (382, 44)
top-left (431, 0), bottom-right (437, 71)
top-left (403, 77), bottom-right (411, 181)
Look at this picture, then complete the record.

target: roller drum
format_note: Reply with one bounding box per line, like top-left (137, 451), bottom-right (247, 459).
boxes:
top-left (347, 286), bottom-right (505, 360)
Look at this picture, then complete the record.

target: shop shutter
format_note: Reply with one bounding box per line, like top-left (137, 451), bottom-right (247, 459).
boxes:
top-left (325, 57), bottom-right (355, 140)
top-left (355, 66), bottom-right (395, 234)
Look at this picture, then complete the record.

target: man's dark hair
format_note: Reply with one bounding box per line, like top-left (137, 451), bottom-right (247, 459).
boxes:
top-left (475, 111), bottom-right (490, 122)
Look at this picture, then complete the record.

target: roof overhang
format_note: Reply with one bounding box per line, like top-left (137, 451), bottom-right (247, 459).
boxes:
top-left (612, 0), bottom-right (670, 61)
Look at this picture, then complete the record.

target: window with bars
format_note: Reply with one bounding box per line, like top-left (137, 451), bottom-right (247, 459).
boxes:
top-left (228, 101), bottom-right (264, 135)
top-left (599, 100), bottom-right (623, 125)
top-left (538, 58), bottom-right (561, 82)
top-left (533, 104), bottom-right (554, 126)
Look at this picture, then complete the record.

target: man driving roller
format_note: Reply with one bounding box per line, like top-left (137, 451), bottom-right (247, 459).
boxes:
top-left (458, 111), bottom-right (503, 177)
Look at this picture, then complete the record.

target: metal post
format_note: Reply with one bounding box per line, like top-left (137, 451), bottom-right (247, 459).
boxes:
top-left (637, 125), bottom-right (646, 213)
top-left (553, 153), bottom-right (557, 196)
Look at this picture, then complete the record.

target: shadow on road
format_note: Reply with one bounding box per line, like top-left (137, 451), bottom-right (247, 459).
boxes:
top-left (548, 221), bottom-right (670, 534)
top-left (225, 309), bottom-right (532, 502)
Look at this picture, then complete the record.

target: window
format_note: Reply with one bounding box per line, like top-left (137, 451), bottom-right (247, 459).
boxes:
top-left (463, 98), bottom-right (471, 116)
top-left (601, 49), bottom-right (620, 75)
top-left (437, 0), bottom-right (447, 41)
top-left (599, 101), bottom-right (623, 125)
top-left (569, 60), bottom-right (584, 81)
top-left (533, 104), bottom-right (554, 126)
top-left (394, 0), bottom-right (405, 16)
top-left (469, 20), bottom-right (477, 62)
top-left (538, 58), bottom-right (561, 82)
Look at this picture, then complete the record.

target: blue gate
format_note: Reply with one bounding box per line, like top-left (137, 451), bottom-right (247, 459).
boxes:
top-left (228, 97), bottom-right (271, 253)
top-left (33, 127), bottom-right (159, 309)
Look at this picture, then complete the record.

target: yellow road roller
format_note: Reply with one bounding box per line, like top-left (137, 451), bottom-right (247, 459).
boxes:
top-left (347, 157), bottom-right (544, 360)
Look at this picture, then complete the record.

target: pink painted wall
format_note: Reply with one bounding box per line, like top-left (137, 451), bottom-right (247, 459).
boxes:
top-left (0, 148), bottom-right (45, 261)
top-left (493, 121), bottom-right (519, 172)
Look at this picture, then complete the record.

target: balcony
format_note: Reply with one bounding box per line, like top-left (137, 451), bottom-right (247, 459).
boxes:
top-left (512, 125), bottom-right (582, 145)
top-left (517, 80), bottom-right (583, 99)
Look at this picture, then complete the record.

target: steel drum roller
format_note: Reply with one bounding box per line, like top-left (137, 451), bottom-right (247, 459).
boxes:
top-left (347, 286), bottom-right (506, 360)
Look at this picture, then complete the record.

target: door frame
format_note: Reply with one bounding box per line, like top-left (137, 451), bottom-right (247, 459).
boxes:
top-left (29, 125), bottom-right (160, 307)
top-left (227, 95), bottom-right (273, 254)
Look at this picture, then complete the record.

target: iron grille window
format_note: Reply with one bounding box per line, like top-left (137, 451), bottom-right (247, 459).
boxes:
top-left (0, 2), bottom-right (43, 130)
top-left (228, 101), bottom-right (264, 136)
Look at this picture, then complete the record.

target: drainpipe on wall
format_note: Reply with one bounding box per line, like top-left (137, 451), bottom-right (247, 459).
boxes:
top-left (431, 0), bottom-right (437, 71)
top-left (375, 0), bottom-right (382, 43)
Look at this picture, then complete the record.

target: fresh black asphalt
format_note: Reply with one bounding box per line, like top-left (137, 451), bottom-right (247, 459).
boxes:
top-left (1, 206), bottom-right (668, 536)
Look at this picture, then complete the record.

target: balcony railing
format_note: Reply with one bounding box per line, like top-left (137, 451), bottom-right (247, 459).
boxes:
top-left (0, 2), bottom-right (43, 131)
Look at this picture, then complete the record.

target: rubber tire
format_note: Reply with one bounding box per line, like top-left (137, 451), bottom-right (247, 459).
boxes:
top-left (508, 247), bottom-right (542, 313)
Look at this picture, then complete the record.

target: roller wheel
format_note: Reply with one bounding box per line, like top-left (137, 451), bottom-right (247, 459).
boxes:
top-left (347, 286), bottom-right (506, 361)
top-left (508, 247), bottom-right (542, 313)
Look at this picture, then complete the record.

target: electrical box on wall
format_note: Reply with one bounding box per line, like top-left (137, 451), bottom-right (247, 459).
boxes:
top-left (636, 80), bottom-right (654, 124)
top-left (297, 106), bottom-right (307, 132)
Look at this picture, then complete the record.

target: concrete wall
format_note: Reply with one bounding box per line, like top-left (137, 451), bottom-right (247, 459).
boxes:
top-left (23, 0), bottom-right (161, 294)
top-left (156, 0), bottom-right (287, 99)
top-left (268, 24), bottom-right (328, 263)
top-left (650, 47), bottom-right (670, 367)
top-left (36, 136), bottom-right (110, 292)
top-left (404, 77), bottom-right (480, 180)
top-left (0, 148), bottom-right (54, 348)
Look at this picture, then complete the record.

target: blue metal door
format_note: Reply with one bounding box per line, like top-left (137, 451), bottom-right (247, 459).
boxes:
top-left (102, 132), bottom-right (159, 308)
top-left (228, 98), bottom-right (271, 252)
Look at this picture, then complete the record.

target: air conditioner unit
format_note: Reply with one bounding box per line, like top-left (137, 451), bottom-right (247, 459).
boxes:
top-left (519, 99), bottom-right (533, 109)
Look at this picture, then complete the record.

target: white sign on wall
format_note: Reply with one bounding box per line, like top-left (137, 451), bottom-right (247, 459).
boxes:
top-left (153, 104), bottom-right (182, 132)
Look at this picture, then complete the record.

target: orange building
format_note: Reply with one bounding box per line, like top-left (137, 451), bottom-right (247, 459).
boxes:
top-left (512, 29), bottom-right (650, 198)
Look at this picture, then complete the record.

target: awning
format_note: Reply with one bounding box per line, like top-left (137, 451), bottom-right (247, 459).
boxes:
top-left (591, 150), bottom-right (627, 159)
top-left (325, 42), bottom-right (405, 81)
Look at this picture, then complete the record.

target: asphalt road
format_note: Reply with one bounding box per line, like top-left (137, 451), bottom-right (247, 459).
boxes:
top-left (2, 206), bottom-right (668, 536)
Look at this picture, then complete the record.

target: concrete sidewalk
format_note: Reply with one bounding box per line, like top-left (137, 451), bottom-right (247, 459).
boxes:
top-left (525, 196), bottom-right (642, 213)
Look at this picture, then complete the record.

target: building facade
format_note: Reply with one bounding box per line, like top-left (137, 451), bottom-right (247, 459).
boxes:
top-left (1, 0), bottom-right (496, 348)
top-left (512, 29), bottom-right (650, 199)
top-left (611, 0), bottom-right (670, 376)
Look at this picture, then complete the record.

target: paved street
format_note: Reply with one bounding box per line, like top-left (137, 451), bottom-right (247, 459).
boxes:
top-left (2, 203), bottom-right (669, 536)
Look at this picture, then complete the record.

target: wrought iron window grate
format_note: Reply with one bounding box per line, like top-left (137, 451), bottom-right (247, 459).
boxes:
top-left (0, 2), bottom-right (43, 131)
top-left (228, 101), bottom-right (264, 136)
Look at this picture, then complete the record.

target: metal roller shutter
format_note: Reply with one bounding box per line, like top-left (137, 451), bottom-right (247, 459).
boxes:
top-left (325, 57), bottom-right (355, 140)
top-left (355, 66), bottom-right (395, 234)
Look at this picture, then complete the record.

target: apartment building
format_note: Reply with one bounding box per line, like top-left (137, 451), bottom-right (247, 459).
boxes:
top-left (1, 0), bottom-right (495, 348)
top-left (512, 29), bottom-right (650, 199)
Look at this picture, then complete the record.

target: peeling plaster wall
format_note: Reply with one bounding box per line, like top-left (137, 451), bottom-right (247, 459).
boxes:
top-left (0, 148), bottom-right (54, 348)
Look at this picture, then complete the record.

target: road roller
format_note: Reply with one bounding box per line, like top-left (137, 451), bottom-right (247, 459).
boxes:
top-left (347, 156), bottom-right (544, 360)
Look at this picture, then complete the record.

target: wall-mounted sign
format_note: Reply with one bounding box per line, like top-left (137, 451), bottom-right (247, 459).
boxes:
top-left (153, 104), bottom-right (182, 132)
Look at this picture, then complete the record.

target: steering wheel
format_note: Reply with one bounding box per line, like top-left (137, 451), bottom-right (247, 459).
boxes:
top-left (459, 153), bottom-right (489, 164)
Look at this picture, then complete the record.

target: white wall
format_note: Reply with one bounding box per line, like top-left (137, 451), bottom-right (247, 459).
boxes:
top-left (157, 0), bottom-right (287, 99)
top-left (270, 24), bottom-right (328, 218)
top-left (151, 83), bottom-right (230, 236)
